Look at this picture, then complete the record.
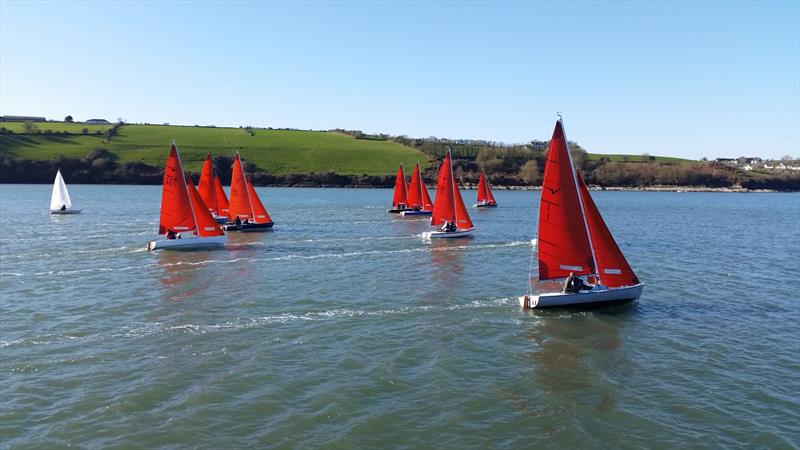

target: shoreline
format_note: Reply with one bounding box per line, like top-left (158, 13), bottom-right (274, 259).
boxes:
top-left (0, 182), bottom-right (786, 193)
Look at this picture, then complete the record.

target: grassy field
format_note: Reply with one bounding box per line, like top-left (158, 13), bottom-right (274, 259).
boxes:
top-left (1, 123), bottom-right (431, 175)
top-left (586, 153), bottom-right (693, 163)
top-left (0, 121), bottom-right (111, 134)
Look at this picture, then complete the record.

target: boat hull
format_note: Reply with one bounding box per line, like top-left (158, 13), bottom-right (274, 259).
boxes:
top-left (519, 283), bottom-right (644, 309)
top-left (223, 222), bottom-right (274, 232)
top-left (399, 210), bottom-right (432, 216)
top-left (387, 208), bottom-right (410, 214)
top-left (147, 234), bottom-right (227, 251)
top-left (50, 209), bottom-right (81, 215)
top-left (473, 203), bottom-right (497, 208)
top-left (424, 227), bottom-right (476, 239)
top-left (213, 215), bottom-right (228, 224)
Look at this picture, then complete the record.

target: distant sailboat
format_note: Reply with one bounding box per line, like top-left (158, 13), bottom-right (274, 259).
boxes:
top-left (520, 118), bottom-right (643, 308)
top-left (49, 170), bottom-right (80, 214)
top-left (387, 164), bottom-right (409, 213)
top-left (426, 149), bottom-right (475, 238)
top-left (147, 143), bottom-right (226, 251)
top-left (473, 170), bottom-right (497, 208)
top-left (224, 152), bottom-right (274, 232)
top-left (198, 153), bottom-right (229, 224)
top-left (400, 162), bottom-right (434, 216)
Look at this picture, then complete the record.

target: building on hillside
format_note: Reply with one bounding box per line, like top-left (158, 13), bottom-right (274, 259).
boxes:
top-left (85, 119), bottom-right (110, 124)
top-left (0, 115), bottom-right (46, 122)
top-left (742, 164), bottom-right (753, 171)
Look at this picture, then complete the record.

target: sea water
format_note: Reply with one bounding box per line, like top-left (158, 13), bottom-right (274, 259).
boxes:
top-left (0, 185), bottom-right (798, 448)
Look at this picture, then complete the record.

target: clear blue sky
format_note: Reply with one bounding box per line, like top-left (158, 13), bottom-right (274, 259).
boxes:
top-left (1, 1), bottom-right (798, 159)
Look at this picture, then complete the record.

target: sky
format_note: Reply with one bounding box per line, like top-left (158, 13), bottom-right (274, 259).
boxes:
top-left (1, 1), bottom-right (798, 160)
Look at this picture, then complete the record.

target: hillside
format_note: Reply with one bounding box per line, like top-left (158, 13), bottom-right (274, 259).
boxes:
top-left (1, 121), bottom-right (798, 190)
top-left (0, 123), bottom-right (430, 175)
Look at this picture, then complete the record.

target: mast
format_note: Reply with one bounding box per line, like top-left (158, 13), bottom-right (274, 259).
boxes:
top-left (559, 117), bottom-right (598, 279)
top-left (174, 140), bottom-right (199, 235)
top-left (448, 148), bottom-right (456, 224)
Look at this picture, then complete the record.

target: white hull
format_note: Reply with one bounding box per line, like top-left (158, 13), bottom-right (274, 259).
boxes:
top-left (424, 227), bottom-right (476, 239)
top-left (519, 283), bottom-right (644, 309)
top-left (399, 210), bottom-right (432, 216)
top-left (50, 209), bottom-right (81, 215)
top-left (147, 234), bottom-right (227, 251)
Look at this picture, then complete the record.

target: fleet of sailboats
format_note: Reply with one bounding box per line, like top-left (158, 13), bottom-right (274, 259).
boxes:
top-left (147, 143), bottom-right (227, 251)
top-left (223, 152), bottom-right (273, 232)
top-left (400, 162), bottom-right (434, 216)
top-left (519, 119), bottom-right (643, 308)
top-left (49, 170), bottom-right (80, 214)
top-left (50, 116), bottom-right (643, 308)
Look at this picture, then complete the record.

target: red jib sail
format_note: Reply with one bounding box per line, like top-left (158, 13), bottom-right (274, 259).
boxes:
top-left (187, 177), bottom-right (224, 237)
top-left (407, 162), bottom-right (434, 211)
top-left (213, 175), bottom-right (229, 216)
top-left (246, 177), bottom-right (273, 224)
top-left (198, 153), bottom-right (218, 215)
top-left (431, 152), bottom-right (456, 226)
top-left (420, 171), bottom-right (434, 211)
top-left (391, 165), bottom-right (408, 208)
top-left (476, 171), bottom-right (497, 205)
top-left (228, 152), bottom-right (253, 220)
top-left (577, 172), bottom-right (639, 288)
top-left (452, 177), bottom-right (474, 229)
top-left (538, 120), bottom-right (595, 280)
top-left (158, 145), bottom-right (195, 235)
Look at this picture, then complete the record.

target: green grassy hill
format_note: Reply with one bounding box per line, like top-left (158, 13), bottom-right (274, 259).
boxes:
top-left (0, 122), bottom-right (430, 175)
top-left (586, 153), bottom-right (692, 163)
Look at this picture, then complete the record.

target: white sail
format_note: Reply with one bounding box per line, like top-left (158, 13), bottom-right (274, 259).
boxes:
top-left (50, 170), bottom-right (72, 211)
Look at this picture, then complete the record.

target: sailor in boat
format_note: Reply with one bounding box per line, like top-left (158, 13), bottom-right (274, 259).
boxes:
top-left (441, 222), bottom-right (457, 233)
top-left (233, 216), bottom-right (242, 226)
top-left (60, 204), bottom-right (66, 212)
top-left (166, 229), bottom-right (177, 240)
top-left (563, 272), bottom-right (593, 293)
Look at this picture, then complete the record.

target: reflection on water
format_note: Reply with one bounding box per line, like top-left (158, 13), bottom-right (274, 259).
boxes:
top-left (520, 310), bottom-right (631, 418)
top-left (156, 251), bottom-right (210, 302)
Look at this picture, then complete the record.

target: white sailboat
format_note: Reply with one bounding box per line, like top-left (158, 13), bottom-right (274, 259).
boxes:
top-left (49, 170), bottom-right (81, 214)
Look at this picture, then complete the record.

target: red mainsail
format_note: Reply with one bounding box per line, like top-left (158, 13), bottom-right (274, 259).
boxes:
top-left (158, 145), bottom-right (195, 235)
top-left (577, 172), bottom-right (638, 287)
top-left (431, 152), bottom-right (455, 226)
top-left (198, 154), bottom-right (218, 215)
top-left (214, 175), bottom-right (229, 216)
top-left (187, 177), bottom-right (224, 237)
top-left (228, 152), bottom-right (253, 220)
top-left (246, 177), bottom-right (273, 224)
top-left (407, 163), bottom-right (423, 209)
top-left (537, 120), bottom-right (595, 280)
top-left (391, 165), bottom-right (408, 208)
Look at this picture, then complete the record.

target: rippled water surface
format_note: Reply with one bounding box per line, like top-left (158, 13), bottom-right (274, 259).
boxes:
top-left (1, 185), bottom-right (798, 448)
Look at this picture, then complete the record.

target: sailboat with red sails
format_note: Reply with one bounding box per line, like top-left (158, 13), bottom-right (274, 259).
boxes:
top-left (197, 153), bottom-right (229, 224)
top-left (520, 118), bottom-right (643, 308)
top-left (387, 164), bottom-right (410, 213)
top-left (223, 152), bottom-right (274, 232)
top-left (400, 162), bottom-right (434, 216)
top-left (473, 170), bottom-right (497, 208)
top-left (425, 149), bottom-right (475, 238)
top-left (147, 142), bottom-right (226, 251)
